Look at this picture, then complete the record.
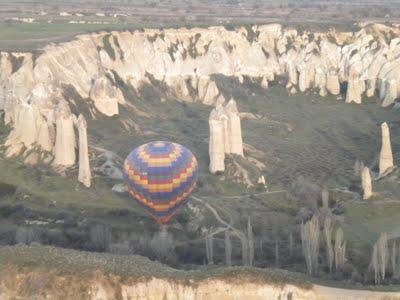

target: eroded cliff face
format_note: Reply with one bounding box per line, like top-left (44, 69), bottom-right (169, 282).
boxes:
top-left (1, 22), bottom-right (400, 170)
top-left (0, 269), bottom-right (316, 300)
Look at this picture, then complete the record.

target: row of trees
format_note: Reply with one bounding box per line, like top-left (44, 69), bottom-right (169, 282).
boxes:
top-left (370, 232), bottom-right (400, 284)
top-left (197, 189), bottom-right (399, 286)
top-left (301, 214), bottom-right (346, 276)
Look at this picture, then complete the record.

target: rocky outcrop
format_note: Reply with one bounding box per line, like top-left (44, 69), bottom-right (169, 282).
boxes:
top-left (379, 122), bottom-right (394, 175)
top-left (1, 245), bottom-right (400, 300)
top-left (89, 76), bottom-right (124, 116)
top-left (209, 105), bottom-right (226, 173)
top-left (361, 166), bottom-right (372, 200)
top-left (37, 118), bottom-right (54, 152)
top-left (53, 100), bottom-right (76, 166)
top-left (2, 23), bottom-right (400, 179)
top-left (224, 99), bottom-right (244, 156)
top-left (77, 114), bottom-right (91, 187)
top-left (326, 71), bottom-right (340, 95)
top-left (1, 23), bottom-right (400, 124)
top-left (209, 98), bottom-right (244, 173)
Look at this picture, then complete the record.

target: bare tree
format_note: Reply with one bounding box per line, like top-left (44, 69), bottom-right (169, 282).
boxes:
top-left (321, 189), bottom-right (329, 210)
top-left (324, 216), bottom-right (334, 273)
top-left (378, 233), bottom-right (389, 282)
top-left (289, 231), bottom-right (294, 257)
top-left (225, 231), bottom-right (232, 267)
top-left (150, 226), bottom-right (175, 262)
top-left (275, 240), bottom-right (280, 267)
top-left (192, 196), bottom-right (251, 266)
top-left (301, 215), bottom-right (320, 275)
top-left (205, 234), bottom-right (214, 265)
top-left (90, 224), bottom-right (112, 251)
top-left (372, 243), bottom-right (379, 284)
top-left (370, 232), bottom-right (389, 284)
top-left (334, 227), bottom-right (346, 271)
top-left (15, 227), bottom-right (41, 245)
top-left (391, 240), bottom-right (399, 278)
top-left (247, 217), bottom-right (254, 267)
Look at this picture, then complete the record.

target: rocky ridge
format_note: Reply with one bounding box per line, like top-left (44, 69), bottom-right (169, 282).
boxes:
top-left (1, 23), bottom-right (400, 183)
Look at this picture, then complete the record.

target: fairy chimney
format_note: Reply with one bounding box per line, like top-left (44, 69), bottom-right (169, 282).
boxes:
top-left (77, 114), bottom-right (91, 187)
top-left (209, 106), bottom-right (226, 173)
top-left (379, 122), bottom-right (394, 175)
top-left (361, 166), bottom-right (372, 200)
top-left (53, 100), bottom-right (76, 166)
top-left (225, 99), bottom-right (244, 156)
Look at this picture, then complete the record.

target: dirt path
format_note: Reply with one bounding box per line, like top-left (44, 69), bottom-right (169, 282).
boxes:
top-left (313, 285), bottom-right (400, 300)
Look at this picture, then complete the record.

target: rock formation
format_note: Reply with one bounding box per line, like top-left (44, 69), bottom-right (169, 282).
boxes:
top-left (1, 23), bottom-right (400, 179)
top-left (361, 166), bottom-right (372, 200)
top-left (53, 100), bottom-right (76, 166)
top-left (37, 118), bottom-right (54, 152)
top-left (209, 98), bottom-right (244, 173)
top-left (89, 76), bottom-right (124, 116)
top-left (225, 99), bottom-right (244, 156)
top-left (77, 114), bottom-right (91, 187)
top-left (257, 175), bottom-right (266, 186)
top-left (326, 71), bottom-right (340, 95)
top-left (209, 106), bottom-right (226, 173)
top-left (379, 122), bottom-right (394, 175)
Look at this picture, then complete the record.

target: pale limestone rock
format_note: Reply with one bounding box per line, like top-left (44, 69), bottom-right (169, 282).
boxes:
top-left (0, 53), bottom-right (12, 110)
top-left (112, 183), bottom-right (127, 193)
top-left (165, 76), bottom-right (192, 101)
top-left (297, 64), bottom-right (314, 92)
top-left (5, 102), bottom-right (41, 155)
top-left (286, 62), bottom-right (298, 86)
top-left (208, 98), bottom-right (245, 173)
top-left (354, 159), bottom-right (365, 176)
top-left (345, 77), bottom-right (365, 104)
top-left (261, 76), bottom-right (269, 89)
top-left (361, 166), bottom-right (372, 200)
top-left (366, 78), bottom-right (377, 97)
top-left (225, 99), bottom-right (244, 156)
top-left (53, 100), bottom-right (76, 166)
top-left (209, 108), bottom-right (225, 173)
top-left (77, 114), bottom-right (91, 187)
top-left (215, 94), bottom-right (226, 106)
top-left (381, 79), bottom-right (398, 107)
top-left (379, 122), bottom-right (394, 175)
top-left (4, 25), bottom-right (400, 166)
top-left (257, 175), bottom-right (266, 185)
top-left (326, 71), bottom-right (340, 95)
top-left (89, 76), bottom-right (123, 116)
top-left (202, 80), bottom-right (220, 105)
top-left (5, 142), bottom-right (24, 158)
top-left (24, 151), bottom-right (39, 166)
top-left (15, 102), bottom-right (40, 147)
top-left (37, 119), bottom-right (54, 152)
top-left (219, 105), bottom-right (230, 154)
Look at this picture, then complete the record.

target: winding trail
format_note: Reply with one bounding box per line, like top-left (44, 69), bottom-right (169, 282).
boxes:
top-left (313, 285), bottom-right (400, 300)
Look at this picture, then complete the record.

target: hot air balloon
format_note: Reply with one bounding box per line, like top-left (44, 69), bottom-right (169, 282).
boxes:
top-left (123, 141), bottom-right (199, 224)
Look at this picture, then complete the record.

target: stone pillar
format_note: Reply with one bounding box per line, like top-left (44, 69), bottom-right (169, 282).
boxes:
top-left (326, 71), bottom-right (340, 95)
top-left (37, 118), bottom-right (54, 152)
top-left (361, 167), bottom-right (372, 200)
top-left (379, 122), bottom-right (394, 175)
top-left (209, 108), bottom-right (225, 173)
top-left (77, 114), bottom-right (91, 187)
top-left (53, 100), bottom-right (76, 166)
top-left (225, 99), bottom-right (244, 156)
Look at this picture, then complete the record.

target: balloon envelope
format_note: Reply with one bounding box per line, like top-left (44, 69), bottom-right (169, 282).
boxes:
top-left (123, 141), bottom-right (199, 224)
